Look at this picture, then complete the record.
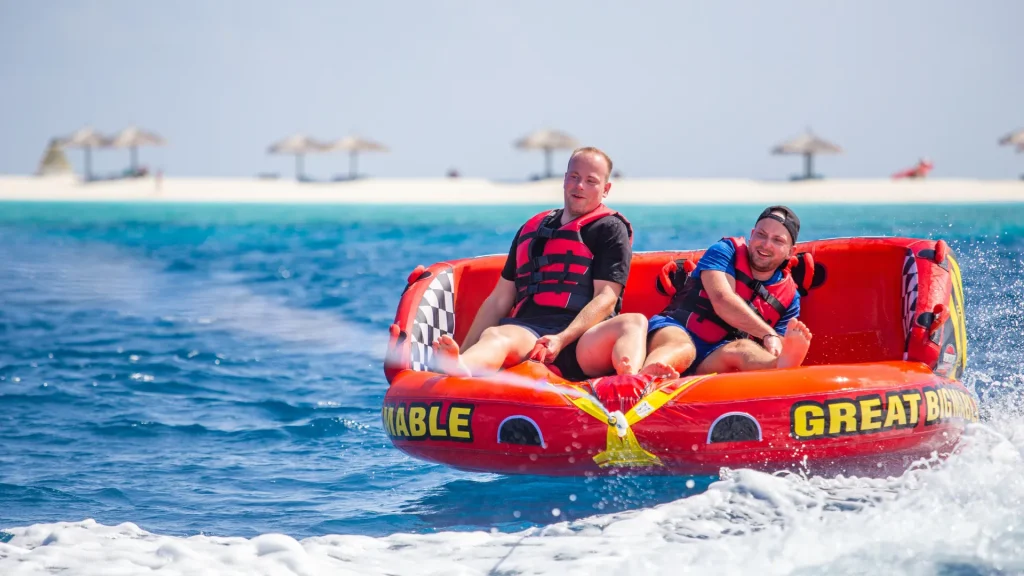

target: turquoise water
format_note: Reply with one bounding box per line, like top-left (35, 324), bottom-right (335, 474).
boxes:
top-left (2, 201), bottom-right (1023, 545)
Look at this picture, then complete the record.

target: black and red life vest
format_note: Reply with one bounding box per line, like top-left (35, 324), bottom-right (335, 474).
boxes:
top-left (664, 236), bottom-right (798, 343)
top-left (511, 206), bottom-right (633, 317)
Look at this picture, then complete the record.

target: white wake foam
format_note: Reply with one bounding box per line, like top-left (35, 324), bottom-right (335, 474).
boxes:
top-left (4, 416), bottom-right (1024, 575)
top-left (0, 238), bottom-right (386, 358)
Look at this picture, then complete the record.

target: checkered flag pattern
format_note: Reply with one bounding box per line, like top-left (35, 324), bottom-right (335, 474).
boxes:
top-left (409, 269), bottom-right (456, 372)
top-left (901, 250), bottom-right (919, 357)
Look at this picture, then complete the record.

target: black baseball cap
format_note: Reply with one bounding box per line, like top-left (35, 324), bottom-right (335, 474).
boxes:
top-left (756, 205), bottom-right (800, 244)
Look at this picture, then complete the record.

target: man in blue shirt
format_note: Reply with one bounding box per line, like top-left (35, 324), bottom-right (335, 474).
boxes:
top-left (641, 206), bottom-right (813, 378)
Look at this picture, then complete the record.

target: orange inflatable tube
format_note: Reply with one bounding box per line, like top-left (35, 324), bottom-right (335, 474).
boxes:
top-left (382, 237), bottom-right (975, 477)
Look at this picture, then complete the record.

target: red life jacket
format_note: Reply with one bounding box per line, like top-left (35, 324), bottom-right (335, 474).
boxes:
top-left (511, 206), bottom-right (633, 316)
top-left (664, 236), bottom-right (797, 343)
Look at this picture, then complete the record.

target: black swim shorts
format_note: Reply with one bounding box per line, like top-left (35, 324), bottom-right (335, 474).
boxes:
top-left (498, 316), bottom-right (587, 381)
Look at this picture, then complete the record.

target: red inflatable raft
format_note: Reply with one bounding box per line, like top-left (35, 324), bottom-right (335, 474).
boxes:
top-left (382, 237), bottom-right (976, 477)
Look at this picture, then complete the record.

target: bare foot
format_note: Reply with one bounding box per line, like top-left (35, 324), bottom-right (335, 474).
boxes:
top-left (615, 355), bottom-right (639, 376)
top-left (432, 334), bottom-right (472, 377)
top-left (776, 319), bottom-right (813, 369)
top-left (639, 362), bottom-right (680, 380)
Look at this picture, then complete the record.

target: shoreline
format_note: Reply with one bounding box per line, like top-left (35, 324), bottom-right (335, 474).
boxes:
top-left (1, 175), bottom-right (1022, 205)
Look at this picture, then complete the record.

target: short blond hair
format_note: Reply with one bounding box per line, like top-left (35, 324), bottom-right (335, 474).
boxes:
top-left (569, 146), bottom-right (613, 179)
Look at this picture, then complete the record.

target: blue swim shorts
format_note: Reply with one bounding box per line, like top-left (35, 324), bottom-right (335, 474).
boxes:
top-left (647, 314), bottom-right (730, 375)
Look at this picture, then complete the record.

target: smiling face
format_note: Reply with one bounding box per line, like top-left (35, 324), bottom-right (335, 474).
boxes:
top-left (748, 214), bottom-right (795, 276)
top-left (562, 151), bottom-right (611, 219)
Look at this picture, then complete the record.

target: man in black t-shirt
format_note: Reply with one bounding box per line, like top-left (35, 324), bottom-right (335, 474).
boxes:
top-left (433, 147), bottom-right (648, 380)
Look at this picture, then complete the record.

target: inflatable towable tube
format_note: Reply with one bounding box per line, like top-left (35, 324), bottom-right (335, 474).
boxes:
top-left (382, 237), bottom-right (976, 477)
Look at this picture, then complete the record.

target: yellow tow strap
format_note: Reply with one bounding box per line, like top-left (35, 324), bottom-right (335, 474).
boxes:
top-left (567, 374), bottom-right (713, 468)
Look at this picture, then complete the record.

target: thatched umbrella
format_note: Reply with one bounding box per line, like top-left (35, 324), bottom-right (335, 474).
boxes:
top-left (998, 130), bottom-right (1024, 179)
top-left (61, 127), bottom-right (108, 180)
top-left (268, 134), bottom-right (330, 180)
top-left (36, 138), bottom-right (73, 176)
top-left (998, 129), bottom-right (1024, 147)
top-left (771, 130), bottom-right (843, 180)
top-left (109, 126), bottom-right (166, 173)
top-left (515, 129), bottom-right (580, 179)
top-left (325, 136), bottom-right (389, 179)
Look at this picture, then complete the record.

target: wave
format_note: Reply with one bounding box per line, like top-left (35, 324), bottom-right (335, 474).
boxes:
top-left (3, 418), bottom-right (1024, 574)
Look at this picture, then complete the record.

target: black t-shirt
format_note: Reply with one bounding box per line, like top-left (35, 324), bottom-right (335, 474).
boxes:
top-left (500, 209), bottom-right (632, 321)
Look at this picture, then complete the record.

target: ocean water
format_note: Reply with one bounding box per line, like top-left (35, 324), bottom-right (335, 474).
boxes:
top-left (1, 201), bottom-right (1024, 575)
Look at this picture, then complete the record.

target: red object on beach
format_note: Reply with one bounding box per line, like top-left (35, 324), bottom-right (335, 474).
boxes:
top-left (382, 237), bottom-right (973, 477)
top-left (893, 159), bottom-right (934, 179)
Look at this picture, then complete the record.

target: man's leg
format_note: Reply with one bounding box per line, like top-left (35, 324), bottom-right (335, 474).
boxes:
top-left (433, 324), bottom-right (538, 377)
top-left (575, 313), bottom-right (649, 377)
top-left (694, 319), bottom-right (813, 374)
top-left (640, 325), bottom-right (696, 379)
top-left (694, 339), bottom-right (775, 374)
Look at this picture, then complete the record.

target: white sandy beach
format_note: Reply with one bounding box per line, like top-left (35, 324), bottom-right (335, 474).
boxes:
top-left (0, 175), bottom-right (1022, 204)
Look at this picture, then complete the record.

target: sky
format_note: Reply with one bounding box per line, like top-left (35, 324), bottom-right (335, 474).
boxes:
top-left (1, 0), bottom-right (1022, 180)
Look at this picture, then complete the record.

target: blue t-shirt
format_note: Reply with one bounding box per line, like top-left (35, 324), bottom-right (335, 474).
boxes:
top-left (691, 239), bottom-right (800, 335)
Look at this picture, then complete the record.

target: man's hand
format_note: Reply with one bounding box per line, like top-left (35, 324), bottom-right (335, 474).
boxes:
top-left (530, 334), bottom-right (567, 364)
top-left (763, 333), bottom-right (783, 357)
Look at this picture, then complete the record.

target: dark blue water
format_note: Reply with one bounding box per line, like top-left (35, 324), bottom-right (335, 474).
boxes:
top-left (1, 202), bottom-right (1022, 540)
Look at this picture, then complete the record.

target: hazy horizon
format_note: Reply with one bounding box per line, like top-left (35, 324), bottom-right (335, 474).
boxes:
top-left (2, 0), bottom-right (1022, 180)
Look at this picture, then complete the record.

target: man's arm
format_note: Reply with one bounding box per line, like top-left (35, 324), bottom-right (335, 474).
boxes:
top-left (531, 279), bottom-right (621, 363)
top-left (461, 278), bottom-right (517, 349)
top-left (462, 226), bottom-right (524, 349)
top-left (557, 279), bottom-right (622, 344)
top-left (701, 269), bottom-right (778, 339)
